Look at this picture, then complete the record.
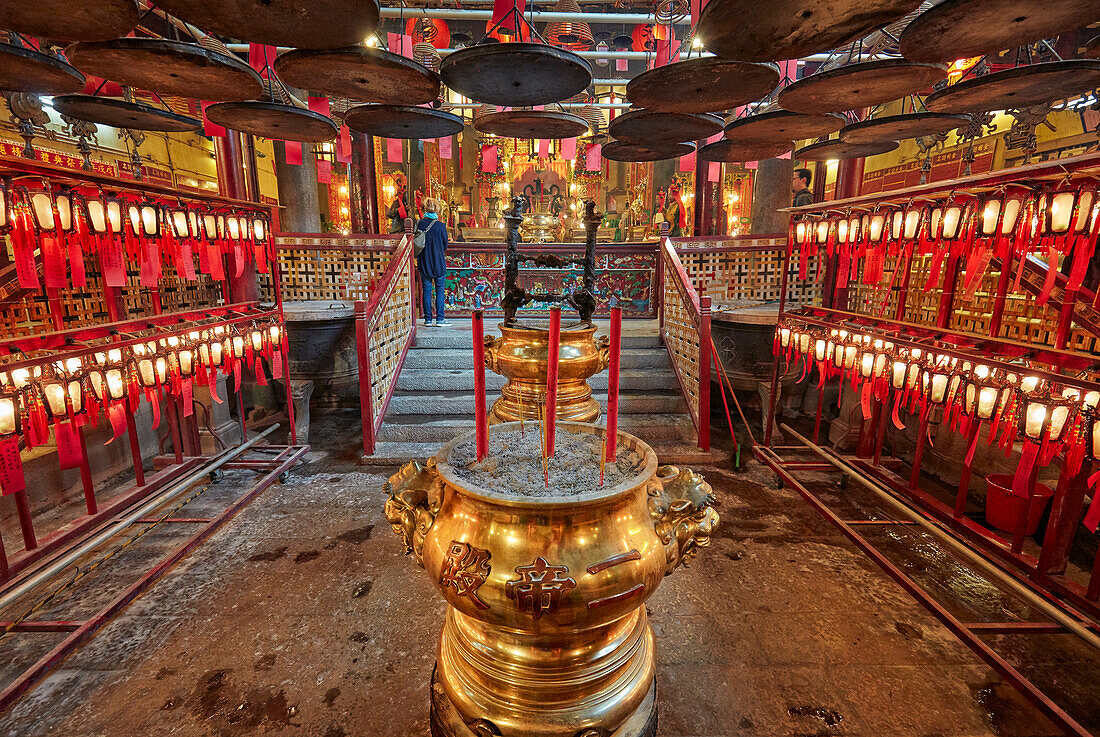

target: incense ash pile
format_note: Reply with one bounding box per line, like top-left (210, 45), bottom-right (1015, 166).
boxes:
top-left (449, 427), bottom-right (645, 498)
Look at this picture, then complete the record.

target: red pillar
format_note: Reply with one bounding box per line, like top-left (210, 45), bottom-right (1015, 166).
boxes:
top-left (693, 140), bottom-right (706, 236)
top-left (353, 133), bottom-right (380, 234)
top-left (214, 131), bottom-right (248, 201)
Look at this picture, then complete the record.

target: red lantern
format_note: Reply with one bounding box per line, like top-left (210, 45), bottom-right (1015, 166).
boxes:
top-left (631, 23), bottom-right (670, 52)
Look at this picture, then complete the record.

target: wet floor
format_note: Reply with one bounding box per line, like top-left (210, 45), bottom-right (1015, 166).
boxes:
top-left (0, 412), bottom-right (1095, 737)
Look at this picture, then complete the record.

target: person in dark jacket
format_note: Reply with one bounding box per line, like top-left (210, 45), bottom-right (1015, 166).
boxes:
top-left (416, 198), bottom-right (450, 327)
top-left (792, 168), bottom-right (814, 209)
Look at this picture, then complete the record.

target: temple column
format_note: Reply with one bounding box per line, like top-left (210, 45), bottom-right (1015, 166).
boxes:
top-left (749, 158), bottom-right (793, 235)
top-left (272, 140), bottom-right (322, 233)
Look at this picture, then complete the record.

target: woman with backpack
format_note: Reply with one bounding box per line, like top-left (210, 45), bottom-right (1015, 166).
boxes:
top-left (414, 198), bottom-right (450, 327)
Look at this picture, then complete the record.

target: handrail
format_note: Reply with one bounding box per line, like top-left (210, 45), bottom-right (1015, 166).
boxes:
top-left (658, 237), bottom-right (710, 451)
top-left (355, 234), bottom-right (417, 455)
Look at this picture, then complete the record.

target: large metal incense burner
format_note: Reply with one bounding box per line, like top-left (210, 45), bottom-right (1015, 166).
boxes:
top-left (487, 196), bottom-right (607, 423)
top-left (385, 422), bottom-right (719, 737)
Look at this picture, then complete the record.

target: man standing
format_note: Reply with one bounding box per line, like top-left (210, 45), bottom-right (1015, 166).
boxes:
top-left (416, 198), bottom-right (450, 327)
top-left (792, 168), bottom-right (814, 209)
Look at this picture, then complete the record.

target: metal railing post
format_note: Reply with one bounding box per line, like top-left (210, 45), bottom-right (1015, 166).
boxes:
top-left (354, 300), bottom-right (375, 455)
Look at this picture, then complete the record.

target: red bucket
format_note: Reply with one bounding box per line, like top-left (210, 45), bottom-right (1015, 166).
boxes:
top-left (984, 474), bottom-right (1053, 536)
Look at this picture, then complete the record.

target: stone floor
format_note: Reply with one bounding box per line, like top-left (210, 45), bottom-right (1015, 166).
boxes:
top-left (0, 410), bottom-right (1096, 737)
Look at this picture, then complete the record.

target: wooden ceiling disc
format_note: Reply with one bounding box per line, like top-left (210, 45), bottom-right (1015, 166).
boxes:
top-left (698, 139), bottom-right (793, 162)
top-left (698, 0), bottom-right (922, 62)
top-left (65, 38), bottom-right (263, 102)
top-left (0, 44), bottom-right (85, 94)
top-left (474, 110), bottom-right (589, 139)
top-left (51, 95), bottom-right (200, 131)
top-left (204, 101), bottom-right (337, 142)
top-left (274, 47), bottom-right (440, 105)
top-left (607, 109), bottom-right (723, 143)
top-left (778, 59), bottom-right (948, 113)
top-left (602, 140), bottom-right (695, 162)
top-left (925, 61), bottom-right (1100, 114)
top-left (794, 138), bottom-right (898, 160)
top-left (344, 104), bottom-right (464, 140)
top-left (724, 110), bottom-right (846, 144)
top-left (439, 43), bottom-right (592, 107)
top-left (900, 0), bottom-right (1100, 64)
top-left (625, 57), bottom-right (780, 114)
top-left (839, 112), bottom-right (970, 144)
top-left (0, 0), bottom-right (138, 42)
top-left (151, 0), bottom-right (381, 49)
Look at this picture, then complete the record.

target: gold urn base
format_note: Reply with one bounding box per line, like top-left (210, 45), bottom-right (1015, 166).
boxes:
top-left (484, 322), bottom-right (608, 424)
top-left (429, 667), bottom-right (658, 737)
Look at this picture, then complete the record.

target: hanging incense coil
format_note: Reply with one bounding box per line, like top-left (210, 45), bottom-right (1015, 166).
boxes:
top-left (899, 0), bottom-right (1100, 64)
top-left (275, 46), bottom-right (440, 106)
top-left (475, 109), bottom-right (589, 139)
top-left (608, 109), bottom-right (723, 143)
top-left (413, 42), bottom-right (442, 73)
top-left (65, 38), bottom-right (263, 102)
top-left (0, 42), bottom-right (85, 94)
top-left (794, 137), bottom-right (899, 160)
top-left (546, 0), bottom-right (595, 50)
top-left (839, 112), bottom-right (970, 144)
top-left (724, 109), bottom-right (845, 145)
top-left (0, 0), bottom-right (139, 42)
top-left (51, 94), bottom-right (200, 131)
top-left (777, 59), bottom-right (948, 114)
top-left (602, 140), bottom-right (695, 162)
top-left (440, 42), bottom-right (592, 107)
top-left (152, 0), bottom-right (381, 50)
top-left (625, 58), bottom-right (779, 114)
top-left (698, 0), bottom-right (922, 62)
top-left (345, 104), bottom-right (464, 139)
top-left (698, 139), bottom-right (792, 162)
top-left (579, 104), bottom-right (603, 133)
top-left (924, 61), bottom-right (1100, 114)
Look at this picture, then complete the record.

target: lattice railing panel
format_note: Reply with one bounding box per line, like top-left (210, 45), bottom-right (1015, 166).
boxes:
top-left (268, 235), bottom-right (397, 302)
top-left (366, 244), bottom-right (413, 421)
top-left (674, 237), bottom-right (820, 307)
top-left (661, 252), bottom-right (702, 422)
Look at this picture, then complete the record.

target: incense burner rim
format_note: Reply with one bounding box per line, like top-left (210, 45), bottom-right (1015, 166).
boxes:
top-left (434, 421), bottom-right (658, 508)
top-left (499, 320), bottom-right (596, 334)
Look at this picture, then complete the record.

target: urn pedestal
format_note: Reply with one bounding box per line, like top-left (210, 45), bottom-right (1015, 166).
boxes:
top-left (384, 423), bottom-right (719, 737)
top-left (484, 323), bottom-right (609, 424)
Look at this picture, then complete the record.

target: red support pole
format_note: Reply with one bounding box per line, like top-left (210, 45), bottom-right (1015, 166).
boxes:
top-left (472, 310), bottom-right (488, 462)
top-left (355, 300), bottom-right (375, 456)
top-left (954, 419), bottom-right (982, 517)
top-left (1036, 461), bottom-right (1091, 578)
top-left (76, 426), bottom-right (97, 515)
top-left (697, 295), bottom-right (711, 452)
top-left (605, 306), bottom-right (622, 462)
top-left (763, 223), bottom-right (795, 447)
top-left (165, 396), bottom-right (184, 464)
top-left (545, 307), bottom-right (561, 458)
top-left (14, 489), bottom-right (36, 550)
top-left (281, 334), bottom-right (297, 445)
top-left (125, 407), bottom-right (145, 487)
top-left (909, 401), bottom-right (931, 492)
top-left (989, 255), bottom-right (1014, 336)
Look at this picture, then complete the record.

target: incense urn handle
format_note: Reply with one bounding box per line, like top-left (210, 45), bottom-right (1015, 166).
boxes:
top-left (383, 459), bottom-right (444, 568)
top-left (482, 335), bottom-right (500, 374)
top-left (596, 334), bottom-right (611, 372)
top-left (648, 465), bottom-right (718, 576)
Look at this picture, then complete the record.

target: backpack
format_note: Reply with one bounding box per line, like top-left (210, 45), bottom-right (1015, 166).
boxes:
top-left (413, 219), bottom-right (437, 255)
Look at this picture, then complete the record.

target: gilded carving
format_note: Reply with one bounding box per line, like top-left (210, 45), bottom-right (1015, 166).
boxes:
top-left (505, 556), bottom-right (577, 618)
top-left (383, 459), bottom-right (444, 568)
top-left (439, 541), bottom-right (492, 609)
top-left (648, 465), bottom-right (719, 575)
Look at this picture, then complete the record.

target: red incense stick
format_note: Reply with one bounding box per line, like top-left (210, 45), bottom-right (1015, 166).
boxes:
top-left (605, 306), bottom-right (622, 462)
top-left (545, 307), bottom-right (561, 459)
top-left (472, 310), bottom-right (488, 462)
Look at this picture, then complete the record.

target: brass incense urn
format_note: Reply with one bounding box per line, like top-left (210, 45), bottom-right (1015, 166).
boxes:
top-left (485, 322), bottom-right (608, 423)
top-left (518, 207), bottom-right (561, 243)
top-left (384, 422), bottom-right (719, 737)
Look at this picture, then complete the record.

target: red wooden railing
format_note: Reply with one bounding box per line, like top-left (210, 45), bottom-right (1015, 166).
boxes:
top-left (657, 237), bottom-right (711, 451)
top-left (355, 233), bottom-right (416, 455)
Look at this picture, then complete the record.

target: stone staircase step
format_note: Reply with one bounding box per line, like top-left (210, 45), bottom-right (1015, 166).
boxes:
top-left (395, 367), bottom-right (680, 393)
top-left (362, 440), bottom-right (728, 467)
top-left (413, 330), bottom-right (662, 350)
top-left (376, 416), bottom-right (476, 443)
top-left (386, 391), bottom-right (686, 416)
top-left (404, 348), bottom-right (670, 371)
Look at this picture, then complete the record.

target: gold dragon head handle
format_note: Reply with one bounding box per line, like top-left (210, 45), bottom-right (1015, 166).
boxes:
top-left (596, 334), bottom-right (612, 373)
top-left (483, 334), bottom-right (501, 374)
top-left (384, 459), bottom-right (445, 568)
top-left (648, 465), bottom-right (719, 576)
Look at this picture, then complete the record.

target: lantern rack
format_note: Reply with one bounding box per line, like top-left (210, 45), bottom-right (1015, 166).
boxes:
top-left (760, 151), bottom-right (1100, 626)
